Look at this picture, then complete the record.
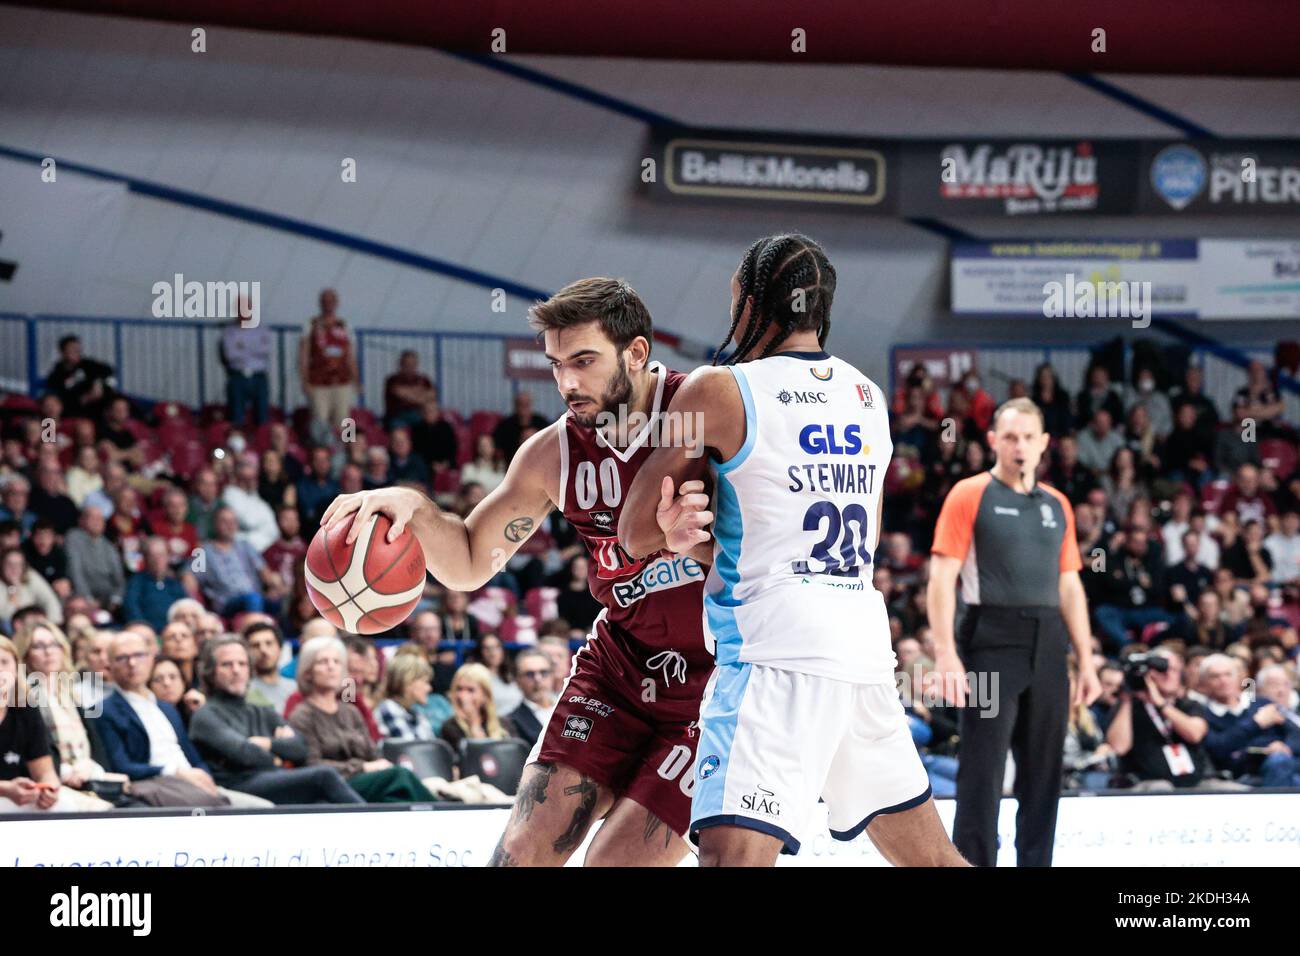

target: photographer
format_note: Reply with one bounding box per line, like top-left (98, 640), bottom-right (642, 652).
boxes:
top-left (1104, 647), bottom-right (1247, 792)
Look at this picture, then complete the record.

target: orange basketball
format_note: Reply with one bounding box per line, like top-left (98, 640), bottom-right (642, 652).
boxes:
top-left (303, 512), bottom-right (427, 635)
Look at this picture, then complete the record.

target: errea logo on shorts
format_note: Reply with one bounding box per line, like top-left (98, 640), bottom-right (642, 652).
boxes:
top-left (50, 886), bottom-right (151, 936)
top-left (562, 716), bottom-right (593, 741)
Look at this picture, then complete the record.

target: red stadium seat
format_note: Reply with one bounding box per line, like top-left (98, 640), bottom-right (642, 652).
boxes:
top-left (169, 440), bottom-right (209, 480)
top-left (524, 586), bottom-right (559, 622)
top-left (468, 410), bottom-right (501, 441)
top-left (1260, 438), bottom-right (1298, 478)
top-left (431, 466), bottom-right (461, 495)
top-left (1, 394), bottom-right (39, 412)
top-left (454, 426), bottom-right (474, 466)
top-left (204, 421), bottom-right (233, 449)
top-left (155, 401), bottom-right (194, 424)
top-left (1200, 478), bottom-right (1229, 514)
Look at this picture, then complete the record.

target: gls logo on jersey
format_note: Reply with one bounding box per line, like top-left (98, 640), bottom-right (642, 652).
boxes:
top-left (798, 423), bottom-right (864, 455)
top-left (740, 785), bottom-right (781, 816)
top-left (611, 553), bottom-right (704, 607)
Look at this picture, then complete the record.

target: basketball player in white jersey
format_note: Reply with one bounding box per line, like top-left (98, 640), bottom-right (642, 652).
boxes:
top-left (623, 234), bottom-right (969, 867)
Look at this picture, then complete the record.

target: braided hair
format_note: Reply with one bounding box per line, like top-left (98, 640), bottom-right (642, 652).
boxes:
top-left (714, 234), bottom-right (836, 366)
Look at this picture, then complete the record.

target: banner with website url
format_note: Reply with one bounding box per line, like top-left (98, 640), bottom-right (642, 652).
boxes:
top-left (951, 238), bottom-right (1300, 319)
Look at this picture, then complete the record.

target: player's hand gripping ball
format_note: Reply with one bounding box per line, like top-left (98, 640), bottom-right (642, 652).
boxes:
top-left (304, 512), bottom-right (426, 634)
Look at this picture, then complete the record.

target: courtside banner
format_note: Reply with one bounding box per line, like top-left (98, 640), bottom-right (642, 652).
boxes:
top-left (1140, 140), bottom-right (1300, 215)
top-left (1199, 239), bottom-right (1300, 319)
top-left (4, 792), bottom-right (1298, 867)
top-left (649, 127), bottom-right (898, 211)
top-left (649, 131), bottom-right (1300, 217)
top-left (899, 139), bottom-right (1140, 217)
top-left (950, 239), bottom-right (1198, 316)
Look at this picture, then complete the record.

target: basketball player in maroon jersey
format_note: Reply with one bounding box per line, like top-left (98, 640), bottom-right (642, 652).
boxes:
top-left (321, 278), bottom-right (713, 866)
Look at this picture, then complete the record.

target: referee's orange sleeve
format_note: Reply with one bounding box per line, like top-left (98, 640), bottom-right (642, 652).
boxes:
top-left (1043, 483), bottom-right (1083, 573)
top-left (931, 473), bottom-right (988, 561)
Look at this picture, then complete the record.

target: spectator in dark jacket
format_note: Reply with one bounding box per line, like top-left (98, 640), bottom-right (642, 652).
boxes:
top-left (123, 537), bottom-right (191, 633)
top-left (1093, 531), bottom-right (1176, 652)
top-left (22, 520), bottom-right (71, 601)
top-left (1199, 654), bottom-right (1286, 780)
top-left (189, 636), bottom-right (362, 804)
top-left (96, 631), bottom-right (268, 807)
top-left (44, 335), bottom-right (115, 419)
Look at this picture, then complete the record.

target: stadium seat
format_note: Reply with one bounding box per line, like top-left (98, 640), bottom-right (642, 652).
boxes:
top-left (157, 418), bottom-right (198, 447)
top-left (432, 466), bottom-right (461, 495)
top-left (454, 426), bottom-right (474, 466)
top-left (381, 738), bottom-right (456, 781)
top-left (169, 439), bottom-right (209, 480)
top-left (204, 421), bottom-right (233, 449)
top-left (458, 738), bottom-right (530, 795)
top-left (1260, 438), bottom-right (1297, 478)
top-left (1, 393), bottom-right (39, 412)
top-left (468, 410), bottom-right (502, 442)
top-left (500, 613), bottom-right (537, 645)
top-left (523, 586), bottom-right (559, 622)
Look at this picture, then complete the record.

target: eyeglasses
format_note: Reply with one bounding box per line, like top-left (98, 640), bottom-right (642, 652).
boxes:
top-left (519, 670), bottom-right (553, 680)
top-left (28, 642), bottom-right (60, 652)
top-left (112, 652), bottom-right (151, 665)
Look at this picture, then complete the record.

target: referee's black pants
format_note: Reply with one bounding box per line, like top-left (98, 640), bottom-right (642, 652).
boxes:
top-left (953, 605), bottom-right (1069, 867)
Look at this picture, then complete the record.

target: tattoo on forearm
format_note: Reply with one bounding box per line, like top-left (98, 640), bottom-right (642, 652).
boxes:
top-left (505, 517), bottom-right (534, 542)
top-left (552, 775), bottom-right (600, 854)
top-left (643, 808), bottom-right (673, 849)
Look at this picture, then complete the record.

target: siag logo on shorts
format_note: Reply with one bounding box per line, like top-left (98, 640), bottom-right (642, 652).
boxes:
top-left (611, 553), bottom-right (704, 607)
top-left (740, 785), bottom-right (781, 816)
top-left (562, 716), bottom-right (592, 741)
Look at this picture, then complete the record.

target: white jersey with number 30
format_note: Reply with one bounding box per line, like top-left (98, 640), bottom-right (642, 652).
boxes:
top-left (703, 349), bottom-right (896, 685)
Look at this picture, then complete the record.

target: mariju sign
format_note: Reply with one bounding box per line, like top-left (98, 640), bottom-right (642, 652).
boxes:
top-left (647, 128), bottom-right (1300, 218)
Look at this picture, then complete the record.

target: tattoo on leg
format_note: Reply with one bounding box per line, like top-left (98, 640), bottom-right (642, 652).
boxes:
top-left (552, 775), bottom-right (600, 854)
top-left (488, 837), bottom-right (517, 867)
top-left (516, 763), bottom-right (556, 824)
top-left (642, 808), bottom-right (674, 850)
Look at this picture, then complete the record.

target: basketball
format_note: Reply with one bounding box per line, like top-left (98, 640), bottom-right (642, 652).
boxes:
top-left (303, 512), bottom-right (427, 635)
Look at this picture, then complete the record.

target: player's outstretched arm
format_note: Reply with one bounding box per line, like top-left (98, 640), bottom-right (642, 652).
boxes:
top-left (620, 366), bottom-right (744, 559)
top-left (320, 424), bottom-right (558, 592)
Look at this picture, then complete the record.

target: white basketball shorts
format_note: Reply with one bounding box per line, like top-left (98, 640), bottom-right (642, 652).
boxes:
top-left (689, 662), bottom-right (932, 854)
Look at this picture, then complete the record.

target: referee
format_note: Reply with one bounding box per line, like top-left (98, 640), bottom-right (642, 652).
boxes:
top-left (927, 397), bottom-right (1100, 867)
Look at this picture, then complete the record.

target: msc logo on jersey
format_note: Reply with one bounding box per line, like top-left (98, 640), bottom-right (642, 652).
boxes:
top-left (699, 754), bottom-right (721, 779)
top-left (798, 423), bottom-right (864, 455)
top-left (611, 553), bottom-right (704, 607)
top-left (777, 389), bottom-right (828, 405)
top-left (855, 383), bottom-right (875, 408)
top-left (810, 367), bottom-right (834, 381)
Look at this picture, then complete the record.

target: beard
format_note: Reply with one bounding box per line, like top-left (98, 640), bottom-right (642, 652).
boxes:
top-left (566, 356), bottom-right (633, 429)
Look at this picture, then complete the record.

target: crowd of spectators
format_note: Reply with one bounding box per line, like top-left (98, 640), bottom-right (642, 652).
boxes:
top-left (0, 305), bottom-right (585, 814)
top-left (3, 313), bottom-right (1298, 814)
top-left (889, 350), bottom-right (1300, 795)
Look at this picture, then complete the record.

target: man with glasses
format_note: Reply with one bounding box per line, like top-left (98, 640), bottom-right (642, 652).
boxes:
top-left (97, 631), bottom-right (270, 808)
top-left (504, 648), bottom-right (556, 745)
